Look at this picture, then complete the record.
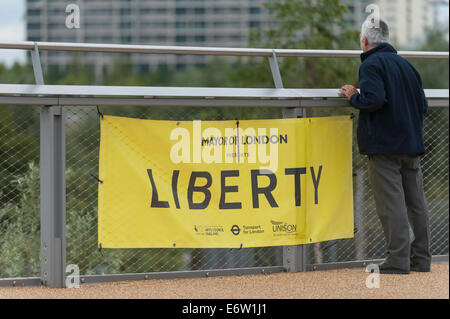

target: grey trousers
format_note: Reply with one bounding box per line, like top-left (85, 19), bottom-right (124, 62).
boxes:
top-left (368, 154), bottom-right (431, 271)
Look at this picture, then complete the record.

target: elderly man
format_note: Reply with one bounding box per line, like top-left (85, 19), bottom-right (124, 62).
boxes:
top-left (340, 19), bottom-right (431, 274)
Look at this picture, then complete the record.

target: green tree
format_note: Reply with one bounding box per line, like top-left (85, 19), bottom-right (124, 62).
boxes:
top-left (231, 0), bottom-right (361, 89)
top-left (410, 29), bottom-right (449, 90)
top-left (0, 109), bottom-right (39, 207)
top-left (409, 29), bottom-right (449, 207)
top-left (0, 163), bottom-right (40, 277)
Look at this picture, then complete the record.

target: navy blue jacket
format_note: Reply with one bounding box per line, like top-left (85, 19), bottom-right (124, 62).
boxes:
top-left (350, 43), bottom-right (428, 155)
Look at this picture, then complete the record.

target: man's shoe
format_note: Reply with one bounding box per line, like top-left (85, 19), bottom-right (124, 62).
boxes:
top-left (378, 262), bottom-right (410, 274)
top-left (410, 265), bottom-right (431, 272)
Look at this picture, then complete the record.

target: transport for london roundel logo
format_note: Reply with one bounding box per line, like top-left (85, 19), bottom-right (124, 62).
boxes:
top-left (230, 225), bottom-right (241, 236)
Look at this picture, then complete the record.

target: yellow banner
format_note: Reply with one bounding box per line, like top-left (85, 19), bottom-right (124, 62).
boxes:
top-left (98, 115), bottom-right (353, 248)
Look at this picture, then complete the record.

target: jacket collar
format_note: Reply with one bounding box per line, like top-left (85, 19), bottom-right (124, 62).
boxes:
top-left (361, 43), bottom-right (397, 62)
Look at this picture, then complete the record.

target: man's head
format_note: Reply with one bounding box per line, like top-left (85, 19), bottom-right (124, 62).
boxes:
top-left (360, 18), bottom-right (390, 52)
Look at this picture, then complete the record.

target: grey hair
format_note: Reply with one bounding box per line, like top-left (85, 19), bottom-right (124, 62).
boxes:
top-left (360, 18), bottom-right (390, 46)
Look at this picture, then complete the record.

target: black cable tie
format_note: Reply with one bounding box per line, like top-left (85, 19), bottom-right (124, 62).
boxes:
top-left (97, 106), bottom-right (104, 120)
top-left (235, 119), bottom-right (240, 163)
top-left (98, 243), bottom-right (103, 256)
top-left (90, 173), bottom-right (104, 184)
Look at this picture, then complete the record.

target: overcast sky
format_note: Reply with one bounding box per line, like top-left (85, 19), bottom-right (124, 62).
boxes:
top-left (0, 0), bottom-right (26, 66)
top-left (0, 0), bottom-right (448, 66)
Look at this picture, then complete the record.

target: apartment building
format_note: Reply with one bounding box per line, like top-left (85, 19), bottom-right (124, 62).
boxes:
top-left (26, 0), bottom-right (271, 75)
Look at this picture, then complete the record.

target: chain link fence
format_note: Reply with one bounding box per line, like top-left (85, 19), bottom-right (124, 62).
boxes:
top-left (0, 106), bottom-right (40, 278)
top-left (0, 104), bottom-right (448, 279)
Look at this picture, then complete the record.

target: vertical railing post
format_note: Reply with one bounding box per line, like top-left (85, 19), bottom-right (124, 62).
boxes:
top-left (269, 51), bottom-right (307, 272)
top-left (32, 43), bottom-right (67, 288)
top-left (281, 108), bottom-right (307, 273)
top-left (31, 43), bottom-right (44, 85)
top-left (40, 106), bottom-right (66, 288)
top-left (268, 50), bottom-right (284, 89)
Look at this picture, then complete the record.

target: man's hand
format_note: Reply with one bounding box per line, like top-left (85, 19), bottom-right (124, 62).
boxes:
top-left (339, 85), bottom-right (358, 101)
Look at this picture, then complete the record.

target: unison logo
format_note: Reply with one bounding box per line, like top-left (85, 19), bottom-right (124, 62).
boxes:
top-left (270, 220), bottom-right (297, 233)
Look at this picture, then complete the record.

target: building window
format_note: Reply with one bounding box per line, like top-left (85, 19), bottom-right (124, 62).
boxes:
top-left (249, 21), bottom-right (260, 28)
top-left (155, 35), bottom-right (167, 41)
top-left (48, 23), bottom-right (62, 29)
top-left (176, 63), bottom-right (187, 70)
top-left (214, 8), bottom-right (226, 14)
top-left (194, 35), bottom-right (205, 42)
top-left (27, 9), bottom-right (41, 16)
top-left (87, 9), bottom-right (113, 15)
top-left (101, 36), bottom-right (113, 42)
top-left (120, 36), bottom-right (132, 43)
top-left (194, 21), bottom-right (205, 28)
top-left (27, 23), bottom-right (41, 30)
top-left (176, 35), bottom-right (187, 42)
top-left (139, 64), bottom-right (149, 73)
top-left (85, 22), bottom-right (113, 28)
top-left (120, 22), bottom-right (132, 29)
top-left (120, 8), bottom-right (131, 15)
top-left (157, 63), bottom-right (168, 70)
top-left (194, 8), bottom-right (205, 15)
top-left (176, 22), bottom-right (188, 29)
top-left (141, 8), bottom-right (168, 14)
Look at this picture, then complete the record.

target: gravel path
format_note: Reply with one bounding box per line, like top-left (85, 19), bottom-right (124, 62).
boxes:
top-left (1, 263), bottom-right (448, 299)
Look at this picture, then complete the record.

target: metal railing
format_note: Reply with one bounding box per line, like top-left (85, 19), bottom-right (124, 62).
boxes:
top-left (0, 41), bottom-right (448, 288)
top-left (2, 41), bottom-right (449, 58)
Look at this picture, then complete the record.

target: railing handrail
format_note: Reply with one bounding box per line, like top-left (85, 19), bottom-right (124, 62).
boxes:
top-left (0, 84), bottom-right (448, 99)
top-left (0, 41), bottom-right (449, 59)
top-left (0, 84), bottom-right (447, 108)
